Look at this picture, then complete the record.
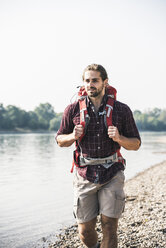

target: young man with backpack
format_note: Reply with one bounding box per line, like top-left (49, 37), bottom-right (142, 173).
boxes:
top-left (56, 64), bottom-right (141, 248)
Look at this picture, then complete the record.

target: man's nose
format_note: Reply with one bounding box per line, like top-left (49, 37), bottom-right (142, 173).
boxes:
top-left (89, 80), bottom-right (94, 86)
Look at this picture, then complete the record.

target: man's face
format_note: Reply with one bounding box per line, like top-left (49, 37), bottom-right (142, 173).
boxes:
top-left (83, 70), bottom-right (107, 98)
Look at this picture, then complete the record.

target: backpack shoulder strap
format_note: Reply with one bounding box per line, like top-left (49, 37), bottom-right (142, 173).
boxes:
top-left (79, 97), bottom-right (87, 128)
top-left (79, 96), bottom-right (90, 142)
top-left (105, 96), bottom-right (114, 127)
top-left (105, 85), bottom-right (116, 127)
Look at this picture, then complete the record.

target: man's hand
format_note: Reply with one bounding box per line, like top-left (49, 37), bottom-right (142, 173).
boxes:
top-left (73, 124), bottom-right (84, 140)
top-left (108, 125), bottom-right (120, 142)
top-left (56, 124), bottom-right (84, 147)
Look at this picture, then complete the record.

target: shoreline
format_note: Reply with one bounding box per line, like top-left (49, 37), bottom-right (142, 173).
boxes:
top-left (0, 130), bottom-right (56, 134)
top-left (0, 130), bottom-right (166, 134)
top-left (35, 160), bottom-right (166, 248)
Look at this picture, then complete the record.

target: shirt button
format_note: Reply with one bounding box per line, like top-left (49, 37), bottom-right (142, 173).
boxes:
top-left (98, 147), bottom-right (100, 149)
top-left (97, 122), bottom-right (99, 124)
top-left (97, 134), bottom-right (100, 137)
top-left (98, 165), bottom-right (100, 168)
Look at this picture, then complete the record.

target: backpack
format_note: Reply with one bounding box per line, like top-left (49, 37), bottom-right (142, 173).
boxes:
top-left (71, 84), bottom-right (125, 173)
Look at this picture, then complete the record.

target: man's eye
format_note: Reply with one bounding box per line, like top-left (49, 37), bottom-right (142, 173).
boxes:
top-left (92, 79), bottom-right (98, 83)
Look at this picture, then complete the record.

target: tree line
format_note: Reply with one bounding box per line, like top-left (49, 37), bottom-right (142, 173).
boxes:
top-left (0, 103), bottom-right (166, 131)
top-left (133, 108), bottom-right (166, 131)
top-left (0, 103), bottom-right (62, 131)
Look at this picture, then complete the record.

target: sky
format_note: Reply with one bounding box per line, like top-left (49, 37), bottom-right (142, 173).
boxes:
top-left (0, 0), bottom-right (166, 113)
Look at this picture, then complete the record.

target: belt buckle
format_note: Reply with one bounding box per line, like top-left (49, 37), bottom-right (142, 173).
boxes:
top-left (106, 159), bottom-right (112, 164)
top-left (80, 156), bottom-right (85, 164)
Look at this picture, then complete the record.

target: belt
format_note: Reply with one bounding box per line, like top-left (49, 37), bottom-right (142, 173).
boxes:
top-left (79, 153), bottom-right (118, 168)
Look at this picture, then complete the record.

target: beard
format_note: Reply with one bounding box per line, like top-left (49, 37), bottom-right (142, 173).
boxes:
top-left (87, 83), bottom-right (105, 98)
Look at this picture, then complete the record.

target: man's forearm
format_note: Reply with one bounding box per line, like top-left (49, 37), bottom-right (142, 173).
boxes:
top-left (117, 136), bottom-right (141, 150)
top-left (108, 126), bottom-right (141, 150)
top-left (56, 134), bottom-right (75, 147)
top-left (57, 125), bottom-right (84, 147)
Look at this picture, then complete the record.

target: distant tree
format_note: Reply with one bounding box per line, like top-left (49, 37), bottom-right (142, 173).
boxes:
top-left (149, 108), bottom-right (161, 118)
top-left (34, 103), bottom-right (56, 129)
top-left (0, 104), bottom-right (6, 129)
top-left (27, 111), bottom-right (39, 130)
top-left (158, 110), bottom-right (166, 124)
top-left (134, 108), bottom-right (166, 131)
top-left (1, 105), bottom-right (29, 129)
top-left (49, 113), bottom-right (62, 131)
top-left (0, 103), bottom-right (63, 131)
top-left (133, 110), bottom-right (142, 129)
top-left (158, 109), bottom-right (166, 130)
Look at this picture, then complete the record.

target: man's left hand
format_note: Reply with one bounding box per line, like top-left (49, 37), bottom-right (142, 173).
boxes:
top-left (108, 126), bottom-right (121, 143)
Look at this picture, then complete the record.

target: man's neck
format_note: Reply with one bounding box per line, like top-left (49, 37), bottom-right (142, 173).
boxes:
top-left (89, 93), bottom-right (104, 112)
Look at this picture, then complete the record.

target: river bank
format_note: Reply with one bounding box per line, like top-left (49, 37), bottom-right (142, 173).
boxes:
top-left (0, 128), bottom-right (55, 134)
top-left (36, 160), bottom-right (166, 248)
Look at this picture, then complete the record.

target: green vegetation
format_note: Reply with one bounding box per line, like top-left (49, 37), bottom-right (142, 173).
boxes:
top-left (0, 103), bottom-right (62, 131)
top-left (0, 103), bottom-right (166, 132)
top-left (133, 108), bottom-right (166, 131)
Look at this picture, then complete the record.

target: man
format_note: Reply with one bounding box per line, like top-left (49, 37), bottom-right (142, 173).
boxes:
top-left (56, 64), bottom-right (141, 248)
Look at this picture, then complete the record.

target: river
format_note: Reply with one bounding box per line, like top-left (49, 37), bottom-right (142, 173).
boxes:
top-left (0, 132), bottom-right (166, 248)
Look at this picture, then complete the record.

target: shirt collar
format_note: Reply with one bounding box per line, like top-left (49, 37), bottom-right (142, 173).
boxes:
top-left (86, 94), bottom-right (108, 108)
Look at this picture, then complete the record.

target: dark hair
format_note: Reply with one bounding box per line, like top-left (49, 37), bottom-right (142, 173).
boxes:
top-left (82, 64), bottom-right (108, 81)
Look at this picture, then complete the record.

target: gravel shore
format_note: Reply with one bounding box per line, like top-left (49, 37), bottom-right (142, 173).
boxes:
top-left (37, 161), bottom-right (166, 248)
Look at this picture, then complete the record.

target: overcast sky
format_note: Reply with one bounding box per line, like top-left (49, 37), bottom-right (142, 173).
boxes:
top-left (0, 0), bottom-right (166, 112)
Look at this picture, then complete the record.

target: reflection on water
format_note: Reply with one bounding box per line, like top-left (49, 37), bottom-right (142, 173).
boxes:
top-left (0, 132), bottom-right (166, 248)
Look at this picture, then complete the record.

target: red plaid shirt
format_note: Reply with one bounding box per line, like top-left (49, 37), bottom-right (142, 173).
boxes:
top-left (56, 95), bottom-right (141, 184)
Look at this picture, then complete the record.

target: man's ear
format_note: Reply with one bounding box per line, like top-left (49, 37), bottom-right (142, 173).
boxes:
top-left (104, 78), bottom-right (108, 87)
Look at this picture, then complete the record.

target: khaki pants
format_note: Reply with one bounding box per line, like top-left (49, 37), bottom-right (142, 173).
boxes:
top-left (73, 170), bottom-right (125, 223)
